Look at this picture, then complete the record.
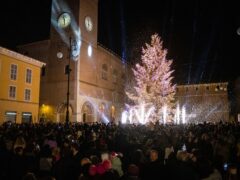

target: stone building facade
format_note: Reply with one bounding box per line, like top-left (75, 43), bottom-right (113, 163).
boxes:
top-left (175, 82), bottom-right (229, 123)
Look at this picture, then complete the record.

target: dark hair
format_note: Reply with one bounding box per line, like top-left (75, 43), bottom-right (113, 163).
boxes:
top-left (71, 141), bottom-right (79, 150)
top-left (14, 146), bottom-right (23, 154)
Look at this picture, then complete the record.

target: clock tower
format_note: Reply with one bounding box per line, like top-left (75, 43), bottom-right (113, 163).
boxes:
top-left (79, 0), bottom-right (98, 46)
top-left (50, 0), bottom-right (98, 50)
top-left (40, 0), bottom-right (99, 122)
top-left (18, 0), bottom-right (125, 124)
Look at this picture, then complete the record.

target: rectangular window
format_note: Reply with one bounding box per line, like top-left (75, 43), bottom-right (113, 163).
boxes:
top-left (25, 89), bottom-right (31, 101)
top-left (22, 112), bottom-right (32, 123)
top-left (26, 69), bottom-right (32, 83)
top-left (5, 111), bottom-right (17, 123)
top-left (9, 86), bottom-right (16, 99)
top-left (10, 64), bottom-right (17, 80)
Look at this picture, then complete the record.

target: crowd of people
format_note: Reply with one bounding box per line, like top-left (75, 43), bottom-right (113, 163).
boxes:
top-left (0, 121), bottom-right (240, 180)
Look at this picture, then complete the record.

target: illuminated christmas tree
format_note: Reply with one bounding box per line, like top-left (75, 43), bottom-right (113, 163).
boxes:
top-left (126, 34), bottom-right (176, 123)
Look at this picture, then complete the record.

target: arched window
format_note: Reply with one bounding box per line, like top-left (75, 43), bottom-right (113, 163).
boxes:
top-left (56, 103), bottom-right (73, 123)
top-left (102, 64), bottom-right (108, 80)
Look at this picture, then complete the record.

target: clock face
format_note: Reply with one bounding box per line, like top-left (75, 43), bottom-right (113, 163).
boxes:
top-left (58, 13), bottom-right (71, 28)
top-left (85, 16), bottom-right (93, 31)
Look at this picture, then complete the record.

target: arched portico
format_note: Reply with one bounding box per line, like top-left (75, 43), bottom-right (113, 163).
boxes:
top-left (81, 101), bottom-right (94, 123)
top-left (56, 103), bottom-right (73, 123)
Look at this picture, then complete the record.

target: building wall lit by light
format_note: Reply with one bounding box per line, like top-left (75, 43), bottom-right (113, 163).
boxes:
top-left (39, 104), bottom-right (55, 121)
top-left (175, 82), bottom-right (229, 123)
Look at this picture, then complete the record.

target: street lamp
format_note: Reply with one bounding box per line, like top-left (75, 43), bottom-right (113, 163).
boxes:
top-left (57, 37), bottom-right (78, 125)
top-left (65, 44), bottom-right (71, 125)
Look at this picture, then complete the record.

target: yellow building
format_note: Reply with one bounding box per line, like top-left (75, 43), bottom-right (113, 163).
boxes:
top-left (0, 47), bottom-right (45, 124)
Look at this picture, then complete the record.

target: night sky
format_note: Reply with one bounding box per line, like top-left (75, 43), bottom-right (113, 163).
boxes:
top-left (0, 0), bottom-right (240, 84)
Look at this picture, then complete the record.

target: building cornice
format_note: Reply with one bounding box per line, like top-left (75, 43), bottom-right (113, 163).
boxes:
top-left (97, 43), bottom-right (126, 64)
top-left (17, 39), bottom-right (50, 48)
top-left (177, 82), bottom-right (228, 87)
top-left (0, 46), bottom-right (46, 67)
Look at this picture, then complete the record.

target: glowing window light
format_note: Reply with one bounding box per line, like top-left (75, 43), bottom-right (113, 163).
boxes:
top-left (182, 106), bottom-right (186, 124)
top-left (88, 45), bottom-right (92, 57)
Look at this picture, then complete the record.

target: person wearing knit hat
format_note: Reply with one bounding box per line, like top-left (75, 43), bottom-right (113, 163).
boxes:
top-left (111, 156), bottom-right (123, 177)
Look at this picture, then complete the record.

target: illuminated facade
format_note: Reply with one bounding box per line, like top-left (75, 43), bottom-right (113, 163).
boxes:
top-left (175, 82), bottom-right (229, 123)
top-left (0, 47), bottom-right (45, 124)
top-left (18, 0), bottom-right (125, 123)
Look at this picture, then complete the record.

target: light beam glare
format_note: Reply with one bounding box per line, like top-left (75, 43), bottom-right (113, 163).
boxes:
top-left (121, 111), bottom-right (128, 124)
top-left (121, 104), bottom-right (155, 124)
top-left (129, 108), bottom-right (134, 124)
top-left (176, 104), bottom-right (180, 124)
top-left (51, 0), bottom-right (81, 57)
top-left (120, 104), bottom-right (190, 125)
top-left (134, 104), bottom-right (155, 124)
top-left (100, 113), bottom-right (109, 124)
top-left (182, 106), bottom-right (186, 124)
top-left (145, 106), bottom-right (155, 124)
top-left (134, 105), bottom-right (144, 124)
top-left (163, 105), bottom-right (167, 124)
